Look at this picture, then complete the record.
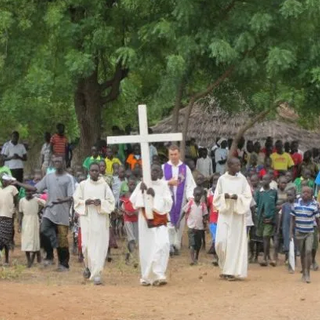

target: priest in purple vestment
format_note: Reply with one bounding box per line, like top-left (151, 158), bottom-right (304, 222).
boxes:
top-left (162, 145), bottom-right (196, 255)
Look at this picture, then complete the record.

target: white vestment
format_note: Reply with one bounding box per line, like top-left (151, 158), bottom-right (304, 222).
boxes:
top-left (73, 178), bottom-right (115, 280)
top-left (162, 161), bottom-right (196, 250)
top-left (130, 179), bottom-right (173, 285)
top-left (213, 172), bottom-right (252, 278)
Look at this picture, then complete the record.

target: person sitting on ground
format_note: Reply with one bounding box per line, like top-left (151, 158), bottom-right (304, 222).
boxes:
top-left (178, 186), bottom-right (208, 265)
top-left (291, 186), bottom-right (320, 283)
top-left (82, 146), bottom-right (103, 173)
top-left (255, 174), bottom-right (278, 267)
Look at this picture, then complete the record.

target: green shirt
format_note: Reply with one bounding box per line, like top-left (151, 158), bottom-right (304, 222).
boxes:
top-left (294, 177), bottom-right (314, 195)
top-left (83, 156), bottom-right (103, 170)
top-left (120, 180), bottom-right (129, 197)
top-left (0, 166), bottom-right (12, 187)
top-left (255, 188), bottom-right (278, 222)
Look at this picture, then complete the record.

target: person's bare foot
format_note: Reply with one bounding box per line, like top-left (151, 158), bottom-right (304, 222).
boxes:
top-left (260, 260), bottom-right (268, 267)
top-left (226, 275), bottom-right (236, 281)
top-left (270, 260), bottom-right (277, 267)
top-left (311, 262), bottom-right (319, 271)
top-left (305, 274), bottom-right (311, 283)
top-left (219, 274), bottom-right (227, 280)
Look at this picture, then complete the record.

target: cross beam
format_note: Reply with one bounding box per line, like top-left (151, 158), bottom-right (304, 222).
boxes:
top-left (107, 104), bottom-right (183, 186)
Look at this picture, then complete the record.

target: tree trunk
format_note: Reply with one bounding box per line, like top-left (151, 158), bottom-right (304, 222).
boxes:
top-left (228, 107), bottom-right (277, 158)
top-left (74, 69), bottom-right (102, 158)
top-left (172, 82), bottom-right (184, 132)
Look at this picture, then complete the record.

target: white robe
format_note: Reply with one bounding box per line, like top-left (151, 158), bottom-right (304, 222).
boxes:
top-left (162, 160), bottom-right (196, 250)
top-left (130, 179), bottom-right (173, 284)
top-left (73, 178), bottom-right (115, 280)
top-left (213, 172), bottom-right (252, 278)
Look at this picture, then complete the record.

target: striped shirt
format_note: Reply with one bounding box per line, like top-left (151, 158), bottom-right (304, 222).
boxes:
top-left (50, 134), bottom-right (68, 155)
top-left (291, 198), bottom-right (319, 233)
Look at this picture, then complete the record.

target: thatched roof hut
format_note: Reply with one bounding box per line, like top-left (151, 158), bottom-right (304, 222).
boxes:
top-left (152, 103), bottom-right (320, 151)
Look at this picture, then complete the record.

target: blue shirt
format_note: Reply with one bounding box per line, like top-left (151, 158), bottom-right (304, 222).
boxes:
top-left (291, 198), bottom-right (319, 233)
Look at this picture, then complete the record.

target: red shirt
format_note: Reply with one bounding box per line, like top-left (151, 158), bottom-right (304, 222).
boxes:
top-left (259, 168), bottom-right (279, 179)
top-left (121, 196), bottom-right (138, 222)
top-left (291, 152), bottom-right (303, 179)
top-left (50, 134), bottom-right (68, 155)
top-left (207, 190), bottom-right (218, 224)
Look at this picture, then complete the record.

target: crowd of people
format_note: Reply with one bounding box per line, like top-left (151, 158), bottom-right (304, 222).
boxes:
top-left (0, 123), bottom-right (320, 286)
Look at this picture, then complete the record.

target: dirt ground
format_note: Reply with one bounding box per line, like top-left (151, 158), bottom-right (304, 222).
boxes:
top-left (2, 236), bottom-right (320, 320)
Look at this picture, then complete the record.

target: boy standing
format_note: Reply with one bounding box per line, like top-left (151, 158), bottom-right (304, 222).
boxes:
top-left (196, 148), bottom-right (213, 184)
top-left (291, 187), bottom-right (320, 283)
top-left (178, 187), bottom-right (208, 265)
top-left (255, 174), bottom-right (278, 267)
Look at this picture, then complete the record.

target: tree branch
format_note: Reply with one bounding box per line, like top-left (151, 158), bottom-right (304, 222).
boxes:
top-left (228, 104), bottom-right (279, 158)
top-left (100, 62), bottom-right (129, 104)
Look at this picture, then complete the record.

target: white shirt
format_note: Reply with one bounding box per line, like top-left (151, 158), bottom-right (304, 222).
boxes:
top-left (0, 185), bottom-right (19, 218)
top-left (215, 148), bottom-right (228, 175)
top-left (196, 156), bottom-right (213, 177)
top-left (149, 144), bottom-right (158, 163)
top-left (183, 200), bottom-right (208, 230)
top-left (4, 141), bottom-right (27, 169)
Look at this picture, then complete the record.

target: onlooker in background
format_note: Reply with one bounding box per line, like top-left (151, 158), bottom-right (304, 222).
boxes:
top-left (0, 155), bottom-right (11, 187)
top-left (126, 144), bottom-right (142, 170)
top-left (41, 132), bottom-right (52, 176)
top-left (290, 141), bottom-right (303, 180)
top-left (189, 138), bottom-right (199, 164)
top-left (196, 148), bottom-right (213, 184)
top-left (270, 140), bottom-right (294, 174)
top-left (105, 146), bottom-right (122, 175)
top-left (148, 128), bottom-right (158, 164)
top-left (300, 150), bottom-right (318, 179)
top-left (50, 123), bottom-right (68, 158)
top-left (210, 137), bottom-right (220, 173)
top-left (215, 138), bottom-right (228, 175)
top-left (82, 146), bottom-right (103, 173)
top-left (3, 131), bottom-right (27, 183)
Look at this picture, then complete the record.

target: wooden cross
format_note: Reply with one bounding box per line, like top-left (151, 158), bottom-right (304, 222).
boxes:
top-left (107, 105), bottom-right (183, 216)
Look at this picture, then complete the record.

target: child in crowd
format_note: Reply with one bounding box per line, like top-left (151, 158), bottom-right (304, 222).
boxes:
top-left (178, 187), bottom-right (208, 265)
top-left (120, 176), bottom-right (138, 266)
top-left (196, 148), bottom-right (213, 186)
top-left (259, 157), bottom-right (273, 178)
top-left (99, 160), bottom-right (113, 187)
top-left (268, 169), bottom-right (278, 190)
top-left (285, 171), bottom-right (296, 192)
top-left (248, 174), bottom-right (261, 263)
top-left (18, 189), bottom-right (45, 267)
top-left (291, 186), bottom-right (320, 283)
top-left (255, 174), bottom-right (278, 267)
top-left (280, 189), bottom-right (296, 272)
top-left (273, 176), bottom-right (288, 265)
top-left (207, 173), bottom-right (220, 265)
top-left (294, 169), bottom-right (314, 195)
top-left (133, 163), bottom-right (142, 182)
top-left (0, 174), bottom-right (18, 265)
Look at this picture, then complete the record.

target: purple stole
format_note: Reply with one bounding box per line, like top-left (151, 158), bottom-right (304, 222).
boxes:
top-left (164, 162), bottom-right (187, 226)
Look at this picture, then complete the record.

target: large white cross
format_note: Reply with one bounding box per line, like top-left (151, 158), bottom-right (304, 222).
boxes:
top-left (107, 104), bottom-right (183, 185)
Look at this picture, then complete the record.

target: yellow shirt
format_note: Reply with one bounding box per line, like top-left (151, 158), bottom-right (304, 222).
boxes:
top-left (105, 157), bottom-right (122, 174)
top-left (270, 152), bottom-right (294, 171)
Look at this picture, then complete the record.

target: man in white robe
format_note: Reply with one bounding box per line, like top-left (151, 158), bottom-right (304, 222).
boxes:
top-left (162, 145), bottom-right (195, 254)
top-left (213, 157), bottom-right (252, 280)
top-left (73, 163), bottom-right (115, 285)
top-left (130, 164), bottom-right (173, 286)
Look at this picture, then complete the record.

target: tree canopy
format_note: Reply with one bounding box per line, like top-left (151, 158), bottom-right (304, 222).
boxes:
top-left (0, 0), bottom-right (319, 156)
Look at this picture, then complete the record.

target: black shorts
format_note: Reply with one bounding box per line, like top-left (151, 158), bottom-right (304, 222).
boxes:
top-left (188, 228), bottom-right (203, 251)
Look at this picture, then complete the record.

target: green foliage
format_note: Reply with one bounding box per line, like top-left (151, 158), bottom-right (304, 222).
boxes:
top-left (1, 0), bottom-right (320, 148)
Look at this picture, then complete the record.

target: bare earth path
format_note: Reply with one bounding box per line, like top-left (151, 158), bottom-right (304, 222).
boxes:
top-left (1, 241), bottom-right (320, 320)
